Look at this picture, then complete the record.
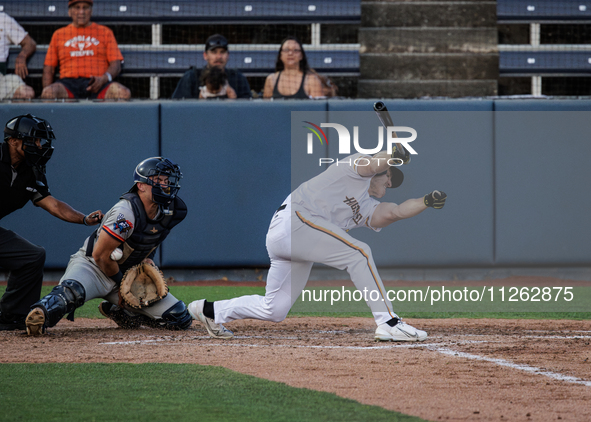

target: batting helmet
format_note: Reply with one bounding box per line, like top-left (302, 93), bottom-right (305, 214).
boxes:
top-left (4, 114), bottom-right (55, 168)
top-left (131, 157), bottom-right (182, 206)
top-left (388, 166), bottom-right (404, 189)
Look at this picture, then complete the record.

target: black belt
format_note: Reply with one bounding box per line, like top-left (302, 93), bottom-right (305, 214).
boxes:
top-left (276, 204), bottom-right (287, 212)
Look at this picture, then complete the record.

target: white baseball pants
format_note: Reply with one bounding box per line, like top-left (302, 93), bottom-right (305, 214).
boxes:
top-left (214, 202), bottom-right (398, 327)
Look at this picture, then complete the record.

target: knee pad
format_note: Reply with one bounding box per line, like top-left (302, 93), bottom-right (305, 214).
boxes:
top-left (32, 279), bottom-right (86, 328)
top-left (160, 300), bottom-right (192, 330)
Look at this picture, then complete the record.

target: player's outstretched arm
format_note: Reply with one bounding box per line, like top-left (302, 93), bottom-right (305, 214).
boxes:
top-left (36, 196), bottom-right (103, 225)
top-left (370, 198), bottom-right (426, 228)
top-left (370, 190), bottom-right (447, 228)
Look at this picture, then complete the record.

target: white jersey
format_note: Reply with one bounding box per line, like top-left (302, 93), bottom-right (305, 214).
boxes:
top-left (0, 13), bottom-right (27, 62)
top-left (291, 153), bottom-right (382, 232)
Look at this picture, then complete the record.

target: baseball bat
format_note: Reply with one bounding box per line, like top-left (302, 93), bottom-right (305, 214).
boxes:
top-left (373, 101), bottom-right (403, 151)
top-left (373, 101), bottom-right (410, 164)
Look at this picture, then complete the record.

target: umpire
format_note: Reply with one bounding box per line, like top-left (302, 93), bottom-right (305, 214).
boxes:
top-left (0, 114), bottom-right (103, 331)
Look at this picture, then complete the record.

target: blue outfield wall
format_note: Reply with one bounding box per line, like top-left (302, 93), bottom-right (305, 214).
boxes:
top-left (0, 99), bottom-right (589, 269)
top-left (0, 102), bottom-right (160, 268)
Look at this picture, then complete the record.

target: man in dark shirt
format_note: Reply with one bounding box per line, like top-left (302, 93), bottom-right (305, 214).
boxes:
top-left (172, 34), bottom-right (251, 99)
top-left (0, 114), bottom-right (103, 331)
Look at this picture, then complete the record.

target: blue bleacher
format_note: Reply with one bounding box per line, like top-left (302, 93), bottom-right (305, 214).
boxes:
top-left (5, 0), bottom-right (591, 91)
top-left (500, 51), bottom-right (591, 76)
top-left (0, 0), bottom-right (360, 24)
top-left (497, 0), bottom-right (591, 22)
top-left (498, 0), bottom-right (591, 79)
top-left (7, 47), bottom-right (359, 76)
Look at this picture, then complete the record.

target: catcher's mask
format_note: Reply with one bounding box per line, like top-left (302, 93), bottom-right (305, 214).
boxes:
top-left (130, 157), bottom-right (182, 206)
top-left (4, 114), bottom-right (55, 168)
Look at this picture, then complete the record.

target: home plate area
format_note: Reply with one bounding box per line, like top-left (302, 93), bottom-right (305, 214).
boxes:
top-left (2, 317), bottom-right (590, 421)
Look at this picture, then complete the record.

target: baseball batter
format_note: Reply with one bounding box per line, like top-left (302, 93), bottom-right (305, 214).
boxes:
top-left (25, 157), bottom-right (192, 335)
top-left (190, 151), bottom-right (446, 341)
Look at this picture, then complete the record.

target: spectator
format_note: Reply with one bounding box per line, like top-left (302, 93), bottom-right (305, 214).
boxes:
top-left (41, 0), bottom-right (130, 100)
top-left (263, 36), bottom-right (329, 99)
top-left (172, 34), bottom-right (251, 99)
top-left (0, 12), bottom-right (36, 99)
top-left (199, 66), bottom-right (237, 99)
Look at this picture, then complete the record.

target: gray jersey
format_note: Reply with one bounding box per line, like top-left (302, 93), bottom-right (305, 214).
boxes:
top-left (80, 199), bottom-right (136, 254)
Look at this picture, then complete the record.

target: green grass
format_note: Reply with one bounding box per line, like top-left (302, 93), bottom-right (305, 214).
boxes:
top-left (2, 285), bottom-right (590, 320)
top-left (0, 363), bottom-right (427, 422)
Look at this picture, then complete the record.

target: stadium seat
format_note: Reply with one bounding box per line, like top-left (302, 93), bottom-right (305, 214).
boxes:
top-left (497, 0), bottom-right (591, 22)
top-left (7, 47), bottom-right (359, 77)
top-left (0, 0), bottom-right (360, 24)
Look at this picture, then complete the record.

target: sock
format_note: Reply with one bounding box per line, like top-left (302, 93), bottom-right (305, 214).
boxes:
top-left (203, 300), bottom-right (215, 319)
top-left (386, 317), bottom-right (400, 327)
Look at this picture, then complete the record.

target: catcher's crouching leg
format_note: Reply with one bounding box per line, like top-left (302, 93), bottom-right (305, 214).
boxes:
top-left (144, 300), bottom-right (192, 330)
top-left (98, 301), bottom-right (144, 329)
top-left (25, 280), bottom-right (86, 335)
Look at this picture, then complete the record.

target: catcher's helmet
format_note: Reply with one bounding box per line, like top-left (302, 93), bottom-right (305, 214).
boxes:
top-left (131, 157), bottom-right (182, 206)
top-left (4, 114), bottom-right (55, 167)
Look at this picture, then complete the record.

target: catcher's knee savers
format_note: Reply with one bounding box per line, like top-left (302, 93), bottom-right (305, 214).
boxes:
top-left (31, 279), bottom-right (86, 327)
top-left (102, 300), bottom-right (192, 330)
top-left (160, 300), bottom-right (192, 330)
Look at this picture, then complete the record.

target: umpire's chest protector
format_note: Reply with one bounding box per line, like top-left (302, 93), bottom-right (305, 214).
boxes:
top-left (117, 193), bottom-right (187, 272)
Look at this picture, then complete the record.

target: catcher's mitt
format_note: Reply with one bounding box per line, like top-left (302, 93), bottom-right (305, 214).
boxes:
top-left (119, 263), bottom-right (168, 309)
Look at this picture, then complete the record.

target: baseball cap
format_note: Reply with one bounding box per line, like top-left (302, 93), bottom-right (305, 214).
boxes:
top-left (69, 0), bottom-right (93, 7)
top-left (205, 34), bottom-right (228, 52)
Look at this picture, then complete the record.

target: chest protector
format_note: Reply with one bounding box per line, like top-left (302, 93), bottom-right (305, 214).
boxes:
top-left (88, 193), bottom-right (187, 273)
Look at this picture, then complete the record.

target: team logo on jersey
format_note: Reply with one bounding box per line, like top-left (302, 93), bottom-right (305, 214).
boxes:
top-left (343, 196), bottom-right (363, 225)
top-left (64, 35), bottom-right (99, 57)
top-left (113, 214), bottom-right (133, 234)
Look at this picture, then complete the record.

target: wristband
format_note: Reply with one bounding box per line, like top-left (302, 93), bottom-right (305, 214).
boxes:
top-left (83, 215), bottom-right (89, 226)
top-left (105, 72), bottom-right (112, 82)
top-left (111, 271), bottom-right (123, 284)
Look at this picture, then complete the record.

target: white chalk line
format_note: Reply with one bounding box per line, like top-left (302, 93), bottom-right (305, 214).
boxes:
top-left (99, 338), bottom-right (486, 349)
top-left (462, 334), bottom-right (591, 340)
top-left (429, 346), bottom-right (591, 387)
top-left (99, 334), bottom-right (591, 387)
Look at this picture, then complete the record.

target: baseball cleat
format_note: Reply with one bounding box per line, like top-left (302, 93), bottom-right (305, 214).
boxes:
top-left (25, 307), bottom-right (46, 336)
top-left (375, 320), bottom-right (427, 342)
top-left (188, 299), bottom-right (233, 339)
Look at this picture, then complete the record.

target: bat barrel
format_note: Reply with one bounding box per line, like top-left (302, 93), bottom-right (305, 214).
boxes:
top-left (373, 101), bottom-right (387, 112)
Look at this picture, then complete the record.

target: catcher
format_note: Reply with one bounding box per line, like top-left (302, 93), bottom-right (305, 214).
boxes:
top-left (25, 157), bottom-right (191, 335)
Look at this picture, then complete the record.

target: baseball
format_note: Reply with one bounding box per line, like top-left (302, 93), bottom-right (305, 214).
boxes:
top-left (110, 248), bottom-right (123, 261)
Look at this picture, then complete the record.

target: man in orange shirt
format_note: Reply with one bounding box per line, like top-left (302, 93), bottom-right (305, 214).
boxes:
top-left (41, 0), bottom-right (130, 100)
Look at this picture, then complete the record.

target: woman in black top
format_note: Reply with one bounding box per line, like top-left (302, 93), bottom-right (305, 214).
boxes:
top-left (263, 37), bottom-right (324, 99)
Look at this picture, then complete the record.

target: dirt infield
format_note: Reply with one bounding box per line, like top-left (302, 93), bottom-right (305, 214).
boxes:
top-left (2, 316), bottom-right (590, 421)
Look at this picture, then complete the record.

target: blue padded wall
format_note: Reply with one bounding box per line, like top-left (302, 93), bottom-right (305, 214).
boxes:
top-left (0, 103), bottom-right (160, 267)
top-left (159, 100), bottom-right (325, 267)
top-left (2, 100), bottom-right (590, 270)
top-left (494, 101), bottom-right (591, 265)
top-left (325, 100), bottom-right (495, 266)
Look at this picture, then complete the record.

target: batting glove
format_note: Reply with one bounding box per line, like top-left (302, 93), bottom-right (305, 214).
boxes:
top-left (424, 191), bottom-right (447, 209)
top-left (391, 146), bottom-right (411, 165)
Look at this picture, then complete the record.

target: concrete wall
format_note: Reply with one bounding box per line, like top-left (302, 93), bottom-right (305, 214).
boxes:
top-left (0, 100), bottom-right (589, 269)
